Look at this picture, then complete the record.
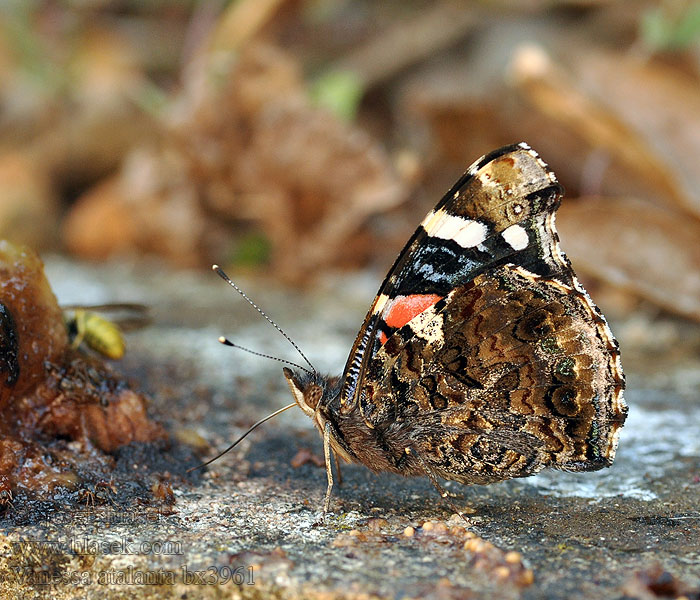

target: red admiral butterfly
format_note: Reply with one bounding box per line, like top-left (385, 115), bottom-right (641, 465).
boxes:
top-left (214, 143), bottom-right (627, 516)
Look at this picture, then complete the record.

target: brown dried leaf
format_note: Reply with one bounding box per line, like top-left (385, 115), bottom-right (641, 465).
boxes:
top-left (177, 42), bottom-right (406, 279)
top-left (66, 41), bottom-right (405, 277)
top-left (569, 48), bottom-right (700, 220)
top-left (0, 152), bottom-right (58, 251)
top-left (207, 0), bottom-right (288, 53)
top-left (509, 45), bottom-right (692, 213)
top-left (290, 447), bottom-right (324, 469)
top-left (332, 3), bottom-right (478, 89)
top-left (63, 151), bottom-right (209, 267)
top-left (0, 19), bottom-right (153, 188)
top-left (557, 196), bottom-right (700, 321)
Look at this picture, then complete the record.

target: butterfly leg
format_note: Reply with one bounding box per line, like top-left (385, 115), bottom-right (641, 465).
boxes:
top-left (412, 448), bottom-right (472, 526)
top-left (322, 422), bottom-right (334, 514)
top-left (334, 451), bottom-right (343, 486)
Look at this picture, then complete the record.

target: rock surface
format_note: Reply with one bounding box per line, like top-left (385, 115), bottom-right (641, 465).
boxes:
top-left (1, 257), bottom-right (698, 599)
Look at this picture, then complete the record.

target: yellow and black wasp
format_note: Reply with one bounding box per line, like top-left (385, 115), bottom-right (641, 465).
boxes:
top-left (62, 304), bottom-right (150, 360)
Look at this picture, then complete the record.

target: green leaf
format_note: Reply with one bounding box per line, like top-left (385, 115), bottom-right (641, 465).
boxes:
top-left (309, 69), bottom-right (365, 122)
top-left (230, 231), bottom-right (271, 268)
top-left (641, 4), bottom-right (700, 51)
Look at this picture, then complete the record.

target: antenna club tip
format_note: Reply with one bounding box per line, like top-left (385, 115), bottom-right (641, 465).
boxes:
top-left (218, 336), bottom-right (227, 344)
top-left (211, 264), bottom-right (220, 271)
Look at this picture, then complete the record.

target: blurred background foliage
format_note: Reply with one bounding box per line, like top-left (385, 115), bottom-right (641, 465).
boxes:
top-left (1, 0), bottom-right (700, 328)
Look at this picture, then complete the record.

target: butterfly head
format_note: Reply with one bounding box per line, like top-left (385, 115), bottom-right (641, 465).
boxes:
top-left (283, 367), bottom-right (322, 416)
top-left (282, 367), bottom-right (341, 421)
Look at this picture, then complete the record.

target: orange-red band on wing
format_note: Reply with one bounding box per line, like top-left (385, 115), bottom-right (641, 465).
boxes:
top-left (383, 294), bottom-right (442, 329)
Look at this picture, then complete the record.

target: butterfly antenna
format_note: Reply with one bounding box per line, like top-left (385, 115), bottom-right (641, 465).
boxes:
top-left (218, 336), bottom-right (313, 376)
top-left (187, 402), bottom-right (297, 473)
top-left (212, 265), bottom-right (317, 374)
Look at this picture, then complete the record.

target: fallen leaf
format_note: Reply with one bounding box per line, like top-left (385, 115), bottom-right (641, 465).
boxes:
top-left (557, 196), bottom-right (700, 321)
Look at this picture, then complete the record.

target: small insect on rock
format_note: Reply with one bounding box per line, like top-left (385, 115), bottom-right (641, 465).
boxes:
top-left (209, 143), bottom-right (627, 519)
top-left (63, 304), bottom-right (149, 360)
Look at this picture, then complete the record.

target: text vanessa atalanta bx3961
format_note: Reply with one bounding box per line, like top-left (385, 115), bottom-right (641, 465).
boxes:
top-left (220, 142), bottom-right (628, 515)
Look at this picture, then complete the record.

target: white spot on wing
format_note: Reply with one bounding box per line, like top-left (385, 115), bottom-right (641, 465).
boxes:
top-left (502, 224), bottom-right (529, 250)
top-left (454, 220), bottom-right (488, 248)
top-left (427, 212), bottom-right (488, 248)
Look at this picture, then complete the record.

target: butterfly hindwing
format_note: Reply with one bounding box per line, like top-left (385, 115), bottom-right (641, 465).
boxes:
top-left (356, 264), bottom-right (626, 483)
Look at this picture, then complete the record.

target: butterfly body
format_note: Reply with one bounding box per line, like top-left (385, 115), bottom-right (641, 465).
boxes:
top-left (283, 142), bottom-right (626, 509)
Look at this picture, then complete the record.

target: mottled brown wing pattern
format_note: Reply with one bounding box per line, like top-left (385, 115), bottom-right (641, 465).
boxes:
top-left (358, 265), bottom-right (626, 484)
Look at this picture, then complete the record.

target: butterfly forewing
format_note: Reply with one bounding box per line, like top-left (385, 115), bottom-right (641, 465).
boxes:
top-left (340, 142), bottom-right (567, 410)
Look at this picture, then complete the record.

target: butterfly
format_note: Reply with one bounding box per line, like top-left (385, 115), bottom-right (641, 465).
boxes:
top-left (217, 143), bottom-right (628, 516)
